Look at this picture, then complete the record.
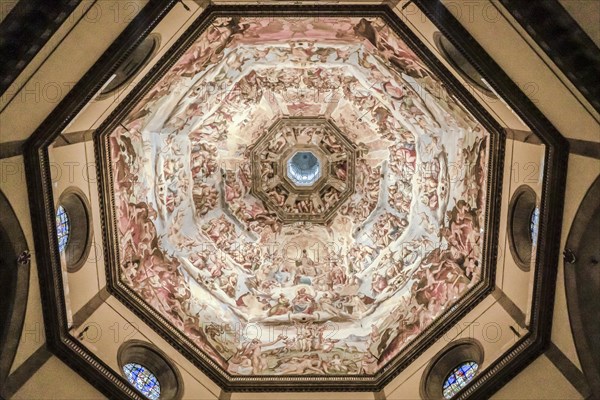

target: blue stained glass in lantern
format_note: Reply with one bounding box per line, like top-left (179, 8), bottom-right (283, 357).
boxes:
top-left (123, 363), bottom-right (161, 400)
top-left (287, 151), bottom-right (321, 186)
top-left (56, 205), bottom-right (70, 253)
top-left (442, 361), bottom-right (479, 399)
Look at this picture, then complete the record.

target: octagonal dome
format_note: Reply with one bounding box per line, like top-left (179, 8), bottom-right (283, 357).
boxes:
top-left (101, 11), bottom-right (493, 389)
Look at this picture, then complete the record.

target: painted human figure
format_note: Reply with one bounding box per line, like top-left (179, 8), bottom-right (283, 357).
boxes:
top-left (328, 354), bottom-right (348, 373)
top-left (268, 293), bottom-right (291, 316)
top-left (294, 250), bottom-right (318, 285)
top-left (291, 288), bottom-right (316, 314)
top-left (465, 257), bottom-right (481, 288)
top-left (358, 352), bottom-right (379, 375)
top-left (238, 335), bottom-right (285, 374)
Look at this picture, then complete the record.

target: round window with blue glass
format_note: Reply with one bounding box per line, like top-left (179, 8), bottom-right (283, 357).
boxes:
top-left (123, 362), bottom-right (161, 400)
top-left (287, 151), bottom-right (321, 186)
top-left (55, 205), bottom-right (70, 253)
top-left (442, 361), bottom-right (479, 399)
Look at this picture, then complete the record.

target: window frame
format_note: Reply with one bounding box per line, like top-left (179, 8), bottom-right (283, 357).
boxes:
top-left (118, 340), bottom-right (184, 400)
top-left (420, 338), bottom-right (485, 400)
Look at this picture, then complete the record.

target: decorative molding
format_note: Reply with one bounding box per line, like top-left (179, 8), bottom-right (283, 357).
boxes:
top-left (117, 340), bottom-right (185, 400)
top-left (508, 130), bottom-right (600, 160)
top-left (507, 130), bottom-right (600, 160)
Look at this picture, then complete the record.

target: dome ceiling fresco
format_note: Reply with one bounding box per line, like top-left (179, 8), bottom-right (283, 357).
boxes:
top-left (107, 15), bottom-right (490, 381)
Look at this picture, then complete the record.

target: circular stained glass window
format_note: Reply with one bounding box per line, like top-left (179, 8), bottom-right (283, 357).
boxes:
top-left (55, 205), bottom-right (70, 253)
top-left (442, 361), bottom-right (479, 399)
top-left (530, 206), bottom-right (540, 244)
top-left (123, 363), bottom-right (161, 400)
top-left (287, 151), bottom-right (321, 186)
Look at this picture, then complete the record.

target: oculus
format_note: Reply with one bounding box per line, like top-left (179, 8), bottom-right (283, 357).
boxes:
top-left (507, 185), bottom-right (537, 271)
top-left (420, 338), bottom-right (484, 399)
top-left (123, 363), bottom-right (161, 400)
top-left (117, 340), bottom-right (184, 400)
top-left (287, 151), bottom-right (321, 187)
top-left (442, 361), bottom-right (479, 399)
top-left (56, 187), bottom-right (93, 272)
top-left (55, 205), bottom-right (70, 253)
top-left (529, 206), bottom-right (539, 243)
